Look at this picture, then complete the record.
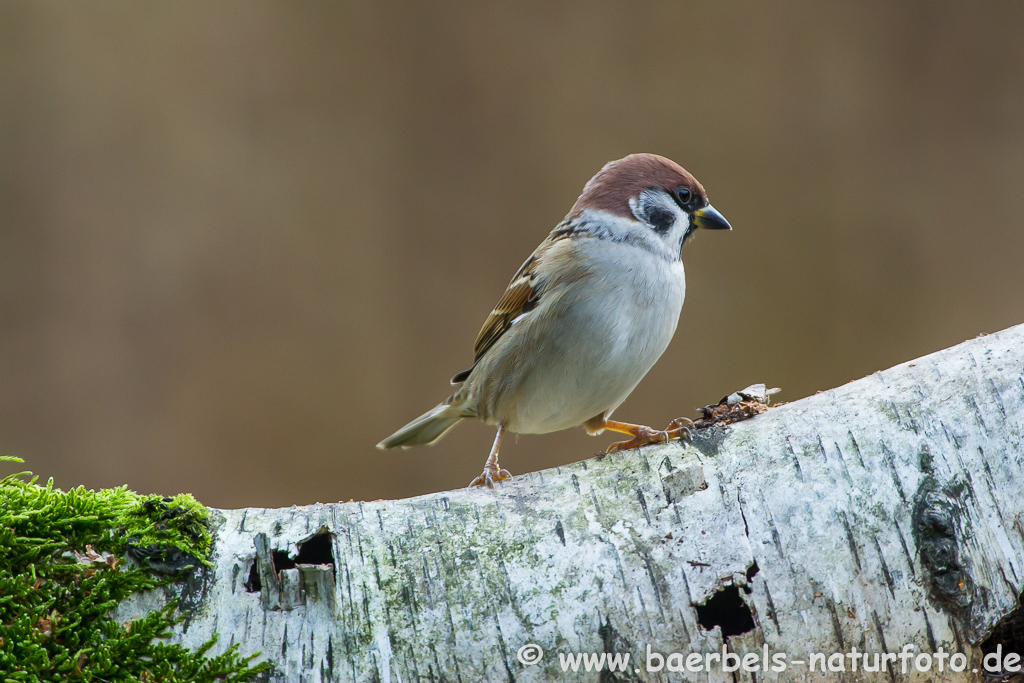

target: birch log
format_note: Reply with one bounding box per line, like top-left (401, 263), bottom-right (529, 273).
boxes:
top-left (118, 324), bottom-right (1024, 682)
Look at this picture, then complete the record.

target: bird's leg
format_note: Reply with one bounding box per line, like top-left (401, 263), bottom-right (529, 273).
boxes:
top-left (468, 425), bottom-right (512, 488)
top-left (602, 418), bottom-right (693, 454)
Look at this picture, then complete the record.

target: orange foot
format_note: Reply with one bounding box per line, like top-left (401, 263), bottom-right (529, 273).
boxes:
top-left (604, 418), bottom-right (694, 454)
top-left (468, 464), bottom-right (512, 488)
top-left (667, 416), bottom-right (695, 440)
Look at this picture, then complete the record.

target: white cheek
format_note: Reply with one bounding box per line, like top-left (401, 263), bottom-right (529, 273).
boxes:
top-left (629, 191), bottom-right (667, 224)
top-left (628, 196), bottom-right (643, 221)
top-left (668, 206), bottom-right (693, 244)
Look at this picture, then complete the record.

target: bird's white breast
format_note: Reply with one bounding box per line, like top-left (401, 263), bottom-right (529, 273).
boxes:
top-left (475, 237), bottom-right (686, 434)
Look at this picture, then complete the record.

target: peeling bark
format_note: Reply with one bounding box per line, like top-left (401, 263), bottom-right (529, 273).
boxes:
top-left (117, 324), bottom-right (1024, 682)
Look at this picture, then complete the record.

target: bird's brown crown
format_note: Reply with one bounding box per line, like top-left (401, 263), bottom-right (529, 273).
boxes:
top-left (569, 153), bottom-right (705, 220)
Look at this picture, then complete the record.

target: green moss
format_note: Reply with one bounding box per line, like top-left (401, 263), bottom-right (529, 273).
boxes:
top-left (0, 457), bottom-right (271, 682)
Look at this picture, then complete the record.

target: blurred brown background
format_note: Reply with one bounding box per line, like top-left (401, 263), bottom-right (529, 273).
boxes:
top-left (2, 2), bottom-right (1023, 508)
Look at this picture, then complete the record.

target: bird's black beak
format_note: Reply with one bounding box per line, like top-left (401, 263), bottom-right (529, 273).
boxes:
top-left (693, 204), bottom-right (732, 231)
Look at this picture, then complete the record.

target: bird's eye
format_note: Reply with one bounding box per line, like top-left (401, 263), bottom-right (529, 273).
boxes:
top-left (674, 187), bottom-right (692, 206)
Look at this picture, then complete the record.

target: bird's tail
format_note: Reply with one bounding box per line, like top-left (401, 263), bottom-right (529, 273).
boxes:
top-left (376, 402), bottom-right (466, 449)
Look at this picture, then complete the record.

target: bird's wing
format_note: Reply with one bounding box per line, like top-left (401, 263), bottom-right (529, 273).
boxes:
top-left (450, 232), bottom-right (576, 385)
top-left (472, 253), bottom-right (543, 362)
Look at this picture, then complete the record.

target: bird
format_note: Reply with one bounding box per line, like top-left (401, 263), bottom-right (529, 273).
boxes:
top-left (377, 153), bottom-right (731, 487)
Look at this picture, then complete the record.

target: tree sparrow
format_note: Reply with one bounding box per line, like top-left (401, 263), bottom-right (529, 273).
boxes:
top-left (377, 153), bottom-right (731, 487)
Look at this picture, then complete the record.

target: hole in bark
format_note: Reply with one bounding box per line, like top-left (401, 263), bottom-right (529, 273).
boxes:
top-left (244, 560), bottom-right (261, 593)
top-left (743, 561), bottom-right (759, 594)
top-left (272, 549), bottom-right (295, 572)
top-left (244, 532), bottom-right (336, 593)
top-left (913, 482), bottom-right (974, 615)
top-left (980, 590), bottom-right (1024, 680)
top-left (276, 532), bottom-right (335, 581)
top-left (270, 533), bottom-right (335, 572)
top-left (294, 532), bottom-right (334, 567)
top-left (695, 585), bottom-right (756, 638)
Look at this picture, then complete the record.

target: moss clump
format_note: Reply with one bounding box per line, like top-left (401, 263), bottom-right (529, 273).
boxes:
top-left (0, 457), bottom-right (270, 682)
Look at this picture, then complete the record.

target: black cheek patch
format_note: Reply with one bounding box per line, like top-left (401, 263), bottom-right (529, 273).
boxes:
top-left (648, 207), bottom-right (675, 234)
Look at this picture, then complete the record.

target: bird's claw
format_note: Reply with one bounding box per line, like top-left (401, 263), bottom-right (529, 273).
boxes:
top-left (468, 465), bottom-right (512, 489)
top-left (666, 417), bottom-right (694, 441)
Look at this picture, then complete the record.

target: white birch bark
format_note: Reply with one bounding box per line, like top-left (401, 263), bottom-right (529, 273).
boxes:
top-left (118, 323), bottom-right (1024, 682)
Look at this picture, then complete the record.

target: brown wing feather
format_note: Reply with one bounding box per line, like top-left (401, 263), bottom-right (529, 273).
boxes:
top-left (449, 230), bottom-right (579, 385)
top-left (472, 255), bottom-right (542, 361)
top-left (449, 253), bottom-right (544, 384)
